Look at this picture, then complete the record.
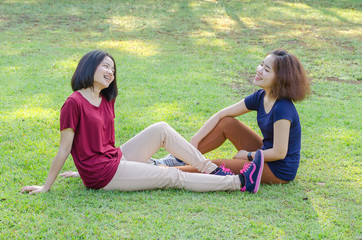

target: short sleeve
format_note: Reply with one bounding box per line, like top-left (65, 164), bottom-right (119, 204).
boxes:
top-left (273, 100), bottom-right (295, 124)
top-left (244, 89), bottom-right (264, 111)
top-left (60, 97), bottom-right (79, 131)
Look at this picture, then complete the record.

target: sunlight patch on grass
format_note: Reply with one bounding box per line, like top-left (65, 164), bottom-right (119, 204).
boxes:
top-left (6, 107), bottom-right (57, 121)
top-left (201, 16), bottom-right (237, 32)
top-left (0, 43), bottom-right (22, 56)
top-left (97, 40), bottom-right (159, 57)
top-left (108, 15), bottom-right (160, 32)
top-left (309, 197), bottom-right (331, 230)
top-left (52, 59), bottom-right (77, 72)
top-left (148, 102), bottom-right (182, 119)
top-left (189, 1), bottom-right (214, 8)
top-left (190, 29), bottom-right (229, 47)
top-left (243, 45), bottom-right (266, 55)
top-left (328, 8), bottom-right (362, 24)
top-left (194, 37), bottom-right (228, 47)
top-left (188, 1), bottom-right (201, 8)
top-left (336, 29), bottom-right (362, 37)
top-left (283, 28), bottom-right (311, 38)
top-left (269, 4), bottom-right (333, 22)
top-left (240, 16), bottom-right (258, 29)
top-left (0, 65), bottom-right (21, 74)
top-left (279, 2), bottom-right (312, 10)
top-left (321, 128), bottom-right (359, 145)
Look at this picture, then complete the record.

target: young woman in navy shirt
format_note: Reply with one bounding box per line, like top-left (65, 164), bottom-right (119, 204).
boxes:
top-left (153, 49), bottom-right (310, 184)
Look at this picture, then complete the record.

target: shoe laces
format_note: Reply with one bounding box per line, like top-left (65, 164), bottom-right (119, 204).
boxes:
top-left (220, 163), bottom-right (234, 174)
top-left (163, 158), bottom-right (174, 166)
top-left (240, 162), bottom-right (252, 174)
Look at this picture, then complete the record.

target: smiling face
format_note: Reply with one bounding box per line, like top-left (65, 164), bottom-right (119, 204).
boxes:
top-left (93, 56), bottom-right (115, 91)
top-left (253, 54), bottom-right (276, 91)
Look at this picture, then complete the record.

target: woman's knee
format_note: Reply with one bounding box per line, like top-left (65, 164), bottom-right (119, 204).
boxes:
top-left (216, 117), bottom-right (245, 135)
top-left (218, 117), bottom-right (240, 128)
top-left (150, 121), bottom-right (171, 131)
top-left (147, 121), bottom-right (174, 139)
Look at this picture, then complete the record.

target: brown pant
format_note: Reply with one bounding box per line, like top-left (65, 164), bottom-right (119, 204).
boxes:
top-left (178, 117), bottom-right (288, 184)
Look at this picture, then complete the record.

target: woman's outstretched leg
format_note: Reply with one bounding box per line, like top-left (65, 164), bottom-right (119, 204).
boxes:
top-left (120, 122), bottom-right (218, 173)
top-left (103, 159), bottom-right (241, 192)
top-left (104, 145), bottom-right (265, 193)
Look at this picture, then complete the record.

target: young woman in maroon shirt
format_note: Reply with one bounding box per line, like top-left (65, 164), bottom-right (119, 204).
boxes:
top-left (21, 50), bottom-right (264, 195)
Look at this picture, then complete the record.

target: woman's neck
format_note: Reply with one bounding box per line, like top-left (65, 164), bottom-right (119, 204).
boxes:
top-left (81, 88), bottom-right (101, 100)
top-left (78, 88), bottom-right (103, 107)
top-left (263, 87), bottom-right (275, 98)
top-left (263, 89), bottom-right (277, 113)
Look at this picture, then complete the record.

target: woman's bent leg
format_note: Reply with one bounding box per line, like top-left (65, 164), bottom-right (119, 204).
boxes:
top-left (103, 158), bottom-right (241, 192)
top-left (197, 117), bottom-right (263, 154)
top-left (120, 122), bottom-right (218, 173)
top-left (261, 163), bottom-right (289, 184)
top-left (175, 117), bottom-right (287, 184)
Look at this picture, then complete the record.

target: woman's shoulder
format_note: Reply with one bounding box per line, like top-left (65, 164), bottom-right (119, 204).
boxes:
top-left (276, 98), bottom-right (295, 108)
top-left (244, 89), bottom-right (265, 110)
top-left (253, 89), bottom-right (265, 97)
top-left (245, 89), bottom-right (264, 102)
top-left (66, 91), bottom-right (89, 104)
top-left (62, 92), bottom-right (83, 108)
top-left (274, 98), bottom-right (298, 115)
top-left (67, 91), bottom-right (82, 100)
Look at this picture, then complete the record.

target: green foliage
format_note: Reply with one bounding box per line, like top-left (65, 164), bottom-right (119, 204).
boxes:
top-left (0, 0), bottom-right (361, 239)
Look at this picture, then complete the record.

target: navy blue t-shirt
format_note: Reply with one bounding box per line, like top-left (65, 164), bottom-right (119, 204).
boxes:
top-left (244, 89), bottom-right (301, 181)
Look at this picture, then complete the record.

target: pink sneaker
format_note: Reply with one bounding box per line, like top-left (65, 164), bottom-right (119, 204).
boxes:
top-left (210, 163), bottom-right (234, 176)
top-left (240, 149), bottom-right (264, 193)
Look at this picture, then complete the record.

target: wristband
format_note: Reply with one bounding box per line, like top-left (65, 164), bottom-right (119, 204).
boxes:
top-left (247, 152), bottom-right (253, 161)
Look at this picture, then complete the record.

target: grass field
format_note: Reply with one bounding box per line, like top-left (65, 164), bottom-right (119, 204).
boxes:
top-left (0, 0), bottom-right (361, 239)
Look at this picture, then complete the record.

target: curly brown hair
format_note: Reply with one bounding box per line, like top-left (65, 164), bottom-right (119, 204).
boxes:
top-left (268, 49), bottom-right (310, 102)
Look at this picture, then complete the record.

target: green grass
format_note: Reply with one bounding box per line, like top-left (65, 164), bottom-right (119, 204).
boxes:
top-left (0, 0), bottom-right (361, 239)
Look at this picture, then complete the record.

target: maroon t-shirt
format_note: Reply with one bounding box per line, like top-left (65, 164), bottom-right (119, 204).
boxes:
top-left (60, 91), bottom-right (122, 189)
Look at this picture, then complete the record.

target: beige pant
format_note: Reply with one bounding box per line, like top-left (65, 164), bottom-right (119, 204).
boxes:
top-left (103, 122), bottom-right (241, 192)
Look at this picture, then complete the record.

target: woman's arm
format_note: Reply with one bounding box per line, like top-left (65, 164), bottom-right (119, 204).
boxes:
top-left (234, 119), bottom-right (291, 162)
top-left (190, 100), bottom-right (250, 148)
top-left (20, 128), bottom-right (75, 195)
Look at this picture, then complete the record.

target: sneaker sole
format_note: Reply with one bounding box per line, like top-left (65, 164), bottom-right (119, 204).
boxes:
top-left (253, 150), bottom-right (264, 194)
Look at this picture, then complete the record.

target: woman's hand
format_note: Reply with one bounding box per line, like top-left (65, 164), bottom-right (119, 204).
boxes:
top-left (59, 171), bottom-right (79, 178)
top-left (233, 150), bottom-right (249, 160)
top-left (20, 129), bottom-right (75, 196)
top-left (20, 185), bottom-right (48, 195)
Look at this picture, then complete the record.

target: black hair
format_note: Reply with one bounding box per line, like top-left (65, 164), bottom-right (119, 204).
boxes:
top-left (71, 50), bottom-right (118, 101)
